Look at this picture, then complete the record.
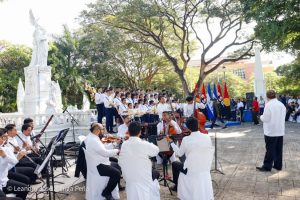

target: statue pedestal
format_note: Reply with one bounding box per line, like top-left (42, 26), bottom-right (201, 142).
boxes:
top-left (24, 65), bottom-right (52, 115)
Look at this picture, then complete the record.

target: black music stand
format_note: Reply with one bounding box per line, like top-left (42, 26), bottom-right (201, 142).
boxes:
top-left (54, 128), bottom-right (70, 178)
top-left (157, 136), bottom-right (173, 195)
top-left (35, 129), bottom-right (70, 200)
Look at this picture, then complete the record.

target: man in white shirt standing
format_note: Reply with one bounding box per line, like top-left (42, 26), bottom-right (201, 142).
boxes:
top-left (119, 121), bottom-right (160, 200)
top-left (95, 88), bottom-right (105, 124)
top-left (257, 90), bottom-right (286, 172)
top-left (104, 89), bottom-right (116, 133)
top-left (156, 96), bottom-right (171, 119)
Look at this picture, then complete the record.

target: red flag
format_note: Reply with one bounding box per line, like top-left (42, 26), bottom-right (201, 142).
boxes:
top-left (217, 83), bottom-right (223, 98)
top-left (223, 82), bottom-right (230, 106)
top-left (201, 83), bottom-right (206, 99)
top-left (194, 82), bottom-right (200, 102)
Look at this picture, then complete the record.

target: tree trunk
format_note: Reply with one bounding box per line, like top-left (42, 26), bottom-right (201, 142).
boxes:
top-left (177, 70), bottom-right (190, 96)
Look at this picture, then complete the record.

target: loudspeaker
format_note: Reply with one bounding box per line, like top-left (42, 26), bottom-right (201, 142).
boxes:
top-left (246, 92), bottom-right (254, 109)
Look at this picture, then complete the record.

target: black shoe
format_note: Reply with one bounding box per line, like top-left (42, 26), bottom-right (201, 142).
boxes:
top-left (171, 185), bottom-right (177, 192)
top-left (119, 186), bottom-right (125, 191)
top-left (32, 180), bottom-right (42, 185)
top-left (256, 166), bottom-right (271, 172)
top-left (273, 166), bottom-right (282, 171)
top-left (102, 193), bottom-right (115, 200)
top-left (111, 130), bottom-right (117, 133)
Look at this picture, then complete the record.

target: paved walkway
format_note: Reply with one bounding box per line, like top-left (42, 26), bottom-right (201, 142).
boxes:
top-left (50, 122), bottom-right (300, 200)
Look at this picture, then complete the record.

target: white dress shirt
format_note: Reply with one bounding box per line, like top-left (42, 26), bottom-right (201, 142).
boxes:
top-left (0, 146), bottom-right (19, 189)
top-left (85, 133), bottom-right (118, 165)
top-left (170, 131), bottom-right (214, 200)
top-left (117, 124), bottom-right (128, 138)
top-left (113, 97), bottom-right (122, 107)
top-left (119, 137), bottom-right (160, 200)
top-left (260, 99), bottom-right (286, 137)
top-left (16, 132), bottom-right (32, 149)
top-left (156, 103), bottom-right (171, 119)
top-left (156, 120), bottom-right (182, 135)
top-left (237, 102), bottom-right (244, 110)
top-left (119, 104), bottom-right (128, 116)
top-left (183, 103), bottom-right (196, 117)
top-left (104, 94), bottom-right (114, 108)
top-left (126, 98), bottom-right (133, 104)
top-left (95, 92), bottom-right (102, 105)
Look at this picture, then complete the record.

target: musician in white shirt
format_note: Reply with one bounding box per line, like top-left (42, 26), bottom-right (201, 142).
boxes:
top-left (183, 96), bottom-right (203, 117)
top-left (117, 115), bottom-right (130, 139)
top-left (156, 111), bottom-right (181, 164)
top-left (257, 90), bottom-right (286, 172)
top-left (119, 98), bottom-right (128, 117)
top-left (0, 128), bottom-right (28, 200)
top-left (119, 122), bottom-right (160, 200)
top-left (104, 89), bottom-right (116, 133)
top-left (167, 117), bottom-right (214, 199)
top-left (85, 123), bottom-right (121, 200)
top-left (95, 88), bottom-right (106, 123)
top-left (156, 96), bottom-right (171, 119)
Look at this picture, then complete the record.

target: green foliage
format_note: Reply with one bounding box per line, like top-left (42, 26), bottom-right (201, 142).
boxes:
top-left (0, 41), bottom-right (31, 112)
top-left (275, 56), bottom-right (300, 95)
top-left (242, 0), bottom-right (300, 53)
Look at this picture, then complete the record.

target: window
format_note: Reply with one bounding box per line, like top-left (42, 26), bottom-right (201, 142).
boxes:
top-left (233, 68), bottom-right (246, 79)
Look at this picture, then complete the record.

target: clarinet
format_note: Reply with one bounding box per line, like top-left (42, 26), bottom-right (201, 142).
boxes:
top-left (8, 142), bottom-right (38, 165)
top-left (16, 134), bottom-right (39, 156)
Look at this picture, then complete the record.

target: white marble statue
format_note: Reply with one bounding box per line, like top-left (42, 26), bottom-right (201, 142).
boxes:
top-left (46, 82), bottom-right (57, 114)
top-left (82, 93), bottom-right (90, 111)
top-left (29, 9), bottom-right (48, 67)
top-left (17, 79), bottom-right (25, 113)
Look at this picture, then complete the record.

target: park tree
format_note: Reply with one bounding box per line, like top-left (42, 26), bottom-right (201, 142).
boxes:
top-left (81, 0), bottom-right (256, 95)
top-left (0, 41), bottom-right (31, 112)
top-left (242, 0), bottom-right (300, 53)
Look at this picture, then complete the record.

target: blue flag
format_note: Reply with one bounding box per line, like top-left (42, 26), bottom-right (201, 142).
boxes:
top-left (206, 83), bottom-right (214, 120)
top-left (213, 83), bottom-right (218, 100)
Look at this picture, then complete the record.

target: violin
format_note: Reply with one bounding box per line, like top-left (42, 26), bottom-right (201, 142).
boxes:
top-left (101, 135), bottom-right (122, 143)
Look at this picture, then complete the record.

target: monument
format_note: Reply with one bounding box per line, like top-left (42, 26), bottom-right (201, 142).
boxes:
top-left (254, 48), bottom-right (266, 98)
top-left (18, 10), bottom-right (63, 115)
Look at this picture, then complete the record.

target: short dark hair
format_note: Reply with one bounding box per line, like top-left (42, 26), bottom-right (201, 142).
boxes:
top-left (0, 128), bottom-right (7, 136)
top-left (22, 124), bottom-right (32, 132)
top-left (128, 121), bottom-right (141, 136)
top-left (186, 96), bottom-right (193, 102)
top-left (5, 124), bottom-right (16, 131)
top-left (186, 117), bottom-right (198, 132)
top-left (267, 90), bottom-right (276, 99)
top-left (23, 118), bottom-right (33, 124)
top-left (162, 111), bottom-right (170, 115)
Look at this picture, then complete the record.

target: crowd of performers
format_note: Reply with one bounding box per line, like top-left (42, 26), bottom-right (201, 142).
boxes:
top-left (0, 119), bottom-right (47, 200)
top-left (75, 87), bottom-right (215, 200)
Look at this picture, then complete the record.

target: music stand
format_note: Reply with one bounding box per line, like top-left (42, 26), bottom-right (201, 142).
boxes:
top-left (54, 128), bottom-right (70, 178)
top-left (35, 129), bottom-right (70, 200)
top-left (157, 136), bottom-right (173, 195)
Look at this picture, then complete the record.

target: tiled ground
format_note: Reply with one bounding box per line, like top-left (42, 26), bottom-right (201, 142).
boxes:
top-left (32, 122), bottom-right (300, 200)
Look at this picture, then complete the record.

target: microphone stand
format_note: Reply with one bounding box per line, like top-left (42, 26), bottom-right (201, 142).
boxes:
top-left (64, 108), bottom-right (79, 143)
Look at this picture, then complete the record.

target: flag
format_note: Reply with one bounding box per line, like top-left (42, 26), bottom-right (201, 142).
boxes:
top-left (194, 82), bottom-right (200, 103)
top-left (213, 83), bottom-right (218, 100)
top-left (223, 82), bottom-right (230, 107)
top-left (217, 83), bottom-right (223, 99)
top-left (206, 83), bottom-right (214, 120)
top-left (201, 83), bottom-right (206, 101)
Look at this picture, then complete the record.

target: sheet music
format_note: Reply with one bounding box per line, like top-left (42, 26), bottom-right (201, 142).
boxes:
top-left (157, 136), bottom-right (170, 152)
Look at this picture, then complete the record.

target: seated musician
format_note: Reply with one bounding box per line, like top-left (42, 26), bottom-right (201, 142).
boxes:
top-left (168, 117), bottom-right (214, 199)
top-left (117, 115), bottom-right (130, 139)
top-left (119, 98), bottom-right (128, 116)
top-left (5, 124), bottom-right (39, 184)
top-left (0, 128), bottom-right (29, 200)
top-left (85, 123), bottom-right (121, 200)
top-left (156, 111), bottom-right (181, 164)
top-left (15, 124), bottom-right (44, 174)
top-left (119, 121), bottom-right (160, 200)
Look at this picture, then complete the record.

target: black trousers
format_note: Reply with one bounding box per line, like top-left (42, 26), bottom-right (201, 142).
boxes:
top-left (2, 179), bottom-right (29, 200)
top-left (14, 166), bottom-right (37, 184)
top-left (97, 103), bottom-right (105, 124)
top-left (0, 190), bottom-right (22, 200)
top-left (8, 171), bottom-right (30, 185)
top-left (263, 136), bottom-right (283, 170)
top-left (17, 155), bottom-right (46, 174)
top-left (105, 108), bottom-right (114, 132)
top-left (252, 111), bottom-right (259, 124)
top-left (97, 162), bottom-right (121, 196)
top-left (239, 108), bottom-right (244, 122)
top-left (172, 161), bottom-right (187, 188)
